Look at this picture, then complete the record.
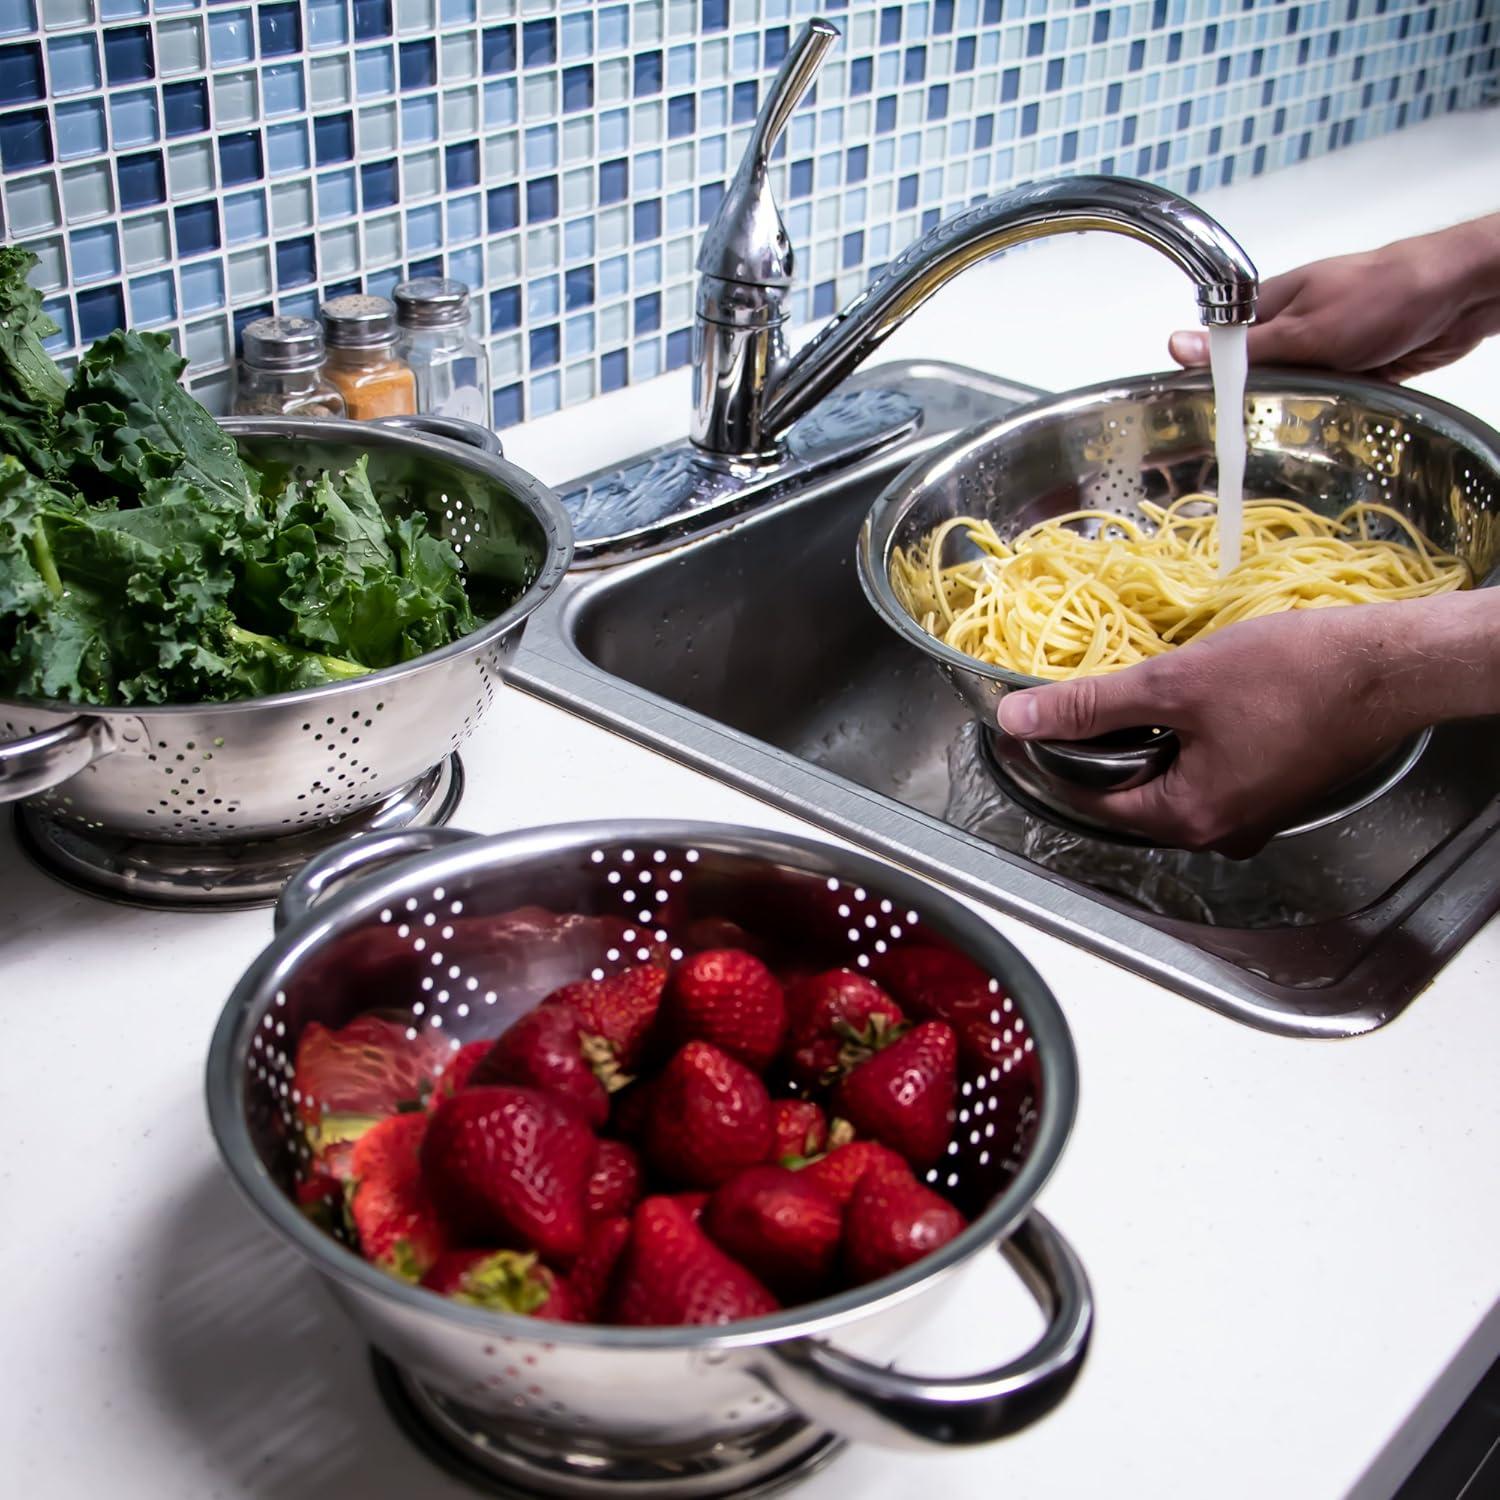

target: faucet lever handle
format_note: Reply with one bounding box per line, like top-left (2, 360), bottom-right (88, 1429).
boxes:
top-left (747, 18), bottom-right (840, 172)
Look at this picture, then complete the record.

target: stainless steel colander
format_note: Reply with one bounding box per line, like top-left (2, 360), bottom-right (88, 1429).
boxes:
top-left (206, 821), bottom-right (1089, 1498)
top-left (860, 369), bottom-right (1500, 839)
top-left (0, 418), bottom-right (571, 867)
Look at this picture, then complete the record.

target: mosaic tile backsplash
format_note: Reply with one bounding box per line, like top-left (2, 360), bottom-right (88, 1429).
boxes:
top-left (1, 0), bottom-right (1494, 428)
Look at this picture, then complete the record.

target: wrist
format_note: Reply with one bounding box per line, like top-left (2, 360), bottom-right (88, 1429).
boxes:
top-left (1436, 214), bottom-right (1500, 312)
top-left (1361, 589), bottom-right (1500, 732)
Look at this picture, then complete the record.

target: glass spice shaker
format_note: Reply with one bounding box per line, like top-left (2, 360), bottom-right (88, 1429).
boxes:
top-left (319, 295), bottom-right (418, 420)
top-left (392, 278), bottom-right (491, 426)
top-left (231, 316), bottom-right (346, 418)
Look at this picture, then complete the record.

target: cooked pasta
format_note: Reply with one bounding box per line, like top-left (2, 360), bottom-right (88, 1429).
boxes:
top-left (890, 496), bottom-right (1469, 681)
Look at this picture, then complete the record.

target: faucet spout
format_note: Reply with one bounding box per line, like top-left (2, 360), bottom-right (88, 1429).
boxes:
top-left (758, 175), bottom-right (1258, 442)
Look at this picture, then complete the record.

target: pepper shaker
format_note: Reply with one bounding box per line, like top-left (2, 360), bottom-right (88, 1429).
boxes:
top-left (231, 316), bottom-right (346, 418)
top-left (319, 295), bottom-right (418, 420)
top-left (393, 278), bottom-right (491, 427)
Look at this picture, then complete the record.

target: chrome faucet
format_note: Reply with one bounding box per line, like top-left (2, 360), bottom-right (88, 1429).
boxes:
top-left (693, 17), bottom-right (1259, 462)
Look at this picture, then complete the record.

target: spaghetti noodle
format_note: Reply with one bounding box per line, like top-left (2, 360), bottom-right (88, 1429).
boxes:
top-left (889, 496), bottom-right (1469, 681)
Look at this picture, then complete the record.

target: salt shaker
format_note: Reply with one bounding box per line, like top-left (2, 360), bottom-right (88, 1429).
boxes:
top-left (393, 278), bottom-right (490, 426)
top-left (231, 316), bottom-right (346, 418)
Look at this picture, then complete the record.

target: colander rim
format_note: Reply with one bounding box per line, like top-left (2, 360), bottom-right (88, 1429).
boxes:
top-left (205, 818), bottom-right (1079, 1350)
top-left (857, 365), bottom-right (1500, 692)
top-left (0, 416), bottom-right (575, 719)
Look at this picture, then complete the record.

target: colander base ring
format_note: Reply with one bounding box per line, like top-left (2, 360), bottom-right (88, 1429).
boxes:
top-left (16, 753), bottom-right (464, 910)
top-left (371, 1350), bottom-right (847, 1499)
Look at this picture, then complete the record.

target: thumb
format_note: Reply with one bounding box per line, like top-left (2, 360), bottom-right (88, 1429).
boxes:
top-left (997, 671), bottom-right (1155, 741)
top-left (1168, 330), bottom-right (1209, 367)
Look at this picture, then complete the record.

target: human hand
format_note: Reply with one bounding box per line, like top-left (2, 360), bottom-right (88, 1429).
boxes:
top-left (994, 605), bottom-right (1432, 857)
top-left (1168, 213), bottom-right (1500, 382)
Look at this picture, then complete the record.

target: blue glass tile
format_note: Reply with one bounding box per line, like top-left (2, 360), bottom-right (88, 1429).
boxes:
top-left (102, 0), bottom-right (147, 18)
top-left (955, 36), bottom-right (975, 71)
top-left (529, 323), bottom-right (559, 368)
top-left (281, 290), bottom-right (321, 320)
top-left (47, 36), bottom-right (99, 96)
top-left (973, 113), bottom-right (993, 150)
top-left (71, 224), bottom-right (119, 283)
top-left (54, 99), bottom-right (105, 159)
top-left (315, 112), bottom-right (354, 164)
top-left (667, 44), bottom-right (693, 89)
top-left (666, 327), bottom-right (690, 370)
top-left (526, 174), bottom-right (557, 221)
top-left (897, 173), bottom-right (917, 210)
top-left (42, 301), bottom-right (71, 355)
top-left (932, 0), bottom-right (953, 34)
top-left (223, 188), bottom-right (266, 241)
top-left (484, 78), bottom-right (516, 126)
top-left (276, 234), bottom-right (315, 288)
top-left (492, 382), bottom-right (523, 428)
top-left (789, 158), bottom-right (812, 197)
top-left (1021, 102), bottom-right (1038, 135)
top-left (130, 270), bottom-right (175, 326)
top-left (77, 283), bottom-right (126, 342)
top-left (318, 168), bottom-right (356, 219)
top-left (600, 348), bottom-right (627, 392)
top-left (667, 93), bottom-right (694, 137)
top-left (920, 207), bottom-right (939, 233)
top-left (563, 64), bottom-right (593, 112)
top-left (324, 280), bottom-right (360, 303)
top-left (903, 46), bottom-right (925, 84)
top-left (522, 18), bottom-right (556, 68)
top-left (400, 39), bottom-right (436, 90)
top-left (701, 0), bottom-right (726, 33)
top-left (180, 258), bottom-right (224, 314)
top-left (442, 0), bottom-right (475, 23)
top-left (0, 41), bottom-right (43, 104)
top-left (633, 291), bottom-right (659, 335)
top-left (447, 192), bottom-right (480, 242)
top-left (308, 0), bottom-right (349, 49)
top-left (849, 58), bottom-right (871, 96)
top-left (232, 302), bottom-right (274, 354)
top-left (764, 27), bottom-right (788, 67)
top-left (488, 182), bottom-right (519, 232)
top-left (598, 5), bottom-right (627, 52)
top-left (927, 84), bottom-right (948, 120)
top-left (732, 79), bottom-right (757, 122)
top-left (218, 131), bottom-right (262, 185)
top-left (260, 2), bottom-right (301, 57)
top-left (632, 197), bottom-right (660, 241)
top-left (446, 139), bottom-right (479, 191)
top-left (698, 179), bottom-right (723, 223)
top-left (263, 64), bottom-right (305, 116)
top-left (267, 121), bottom-right (308, 174)
top-left (732, 34), bottom-right (756, 75)
top-left (526, 126), bottom-right (557, 171)
top-left (527, 275), bottom-right (557, 320)
top-left (483, 25), bottom-right (516, 74)
top-left (632, 339), bottom-right (659, 381)
top-left (117, 149), bottom-right (165, 208)
top-left (0, 0), bottom-right (32, 38)
top-left (174, 199), bottom-right (219, 256)
top-left (598, 254), bottom-right (626, 298)
top-left (1045, 58), bottom-right (1062, 91)
top-left (210, 10), bottom-right (254, 67)
top-left (633, 49), bottom-right (661, 95)
top-left (489, 284), bottom-right (520, 332)
top-left (403, 93), bottom-right (437, 142)
top-left (635, 149), bottom-right (660, 192)
top-left (407, 202), bottom-right (440, 252)
top-left (448, 245), bottom-right (481, 291)
top-left (875, 95), bottom-right (896, 132)
top-left (564, 311), bottom-right (592, 358)
top-left (103, 25), bottom-right (153, 84)
top-left (109, 89), bottom-right (157, 147)
top-left (0, 107), bottom-right (50, 170)
top-left (561, 12), bottom-right (592, 59)
top-left (362, 157), bottom-right (398, 208)
top-left (564, 265), bottom-right (593, 310)
top-left (665, 188), bottom-right (691, 234)
top-left (1060, 130), bottom-right (1078, 164)
top-left (368, 268), bottom-right (400, 301)
top-left (879, 6), bottom-right (900, 44)
top-left (163, 80), bottom-right (209, 137)
top-left (357, 46), bottom-right (394, 97)
top-left (632, 244), bottom-right (659, 286)
top-left (599, 107), bottom-right (627, 153)
top-left (353, 0), bottom-right (391, 42)
top-left (564, 216), bottom-right (593, 260)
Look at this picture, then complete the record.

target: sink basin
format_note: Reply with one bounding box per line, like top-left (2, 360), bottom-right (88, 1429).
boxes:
top-left (511, 360), bottom-right (1500, 1038)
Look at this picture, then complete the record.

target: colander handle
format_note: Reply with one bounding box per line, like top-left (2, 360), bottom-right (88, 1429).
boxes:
top-left (0, 716), bottom-right (120, 802)
top-left (372, 414), bottom-right (504, 456)
top-left (763, 1209), bottom-right (1091, 1450)
top-left (275, 826), bottom-right (479, 931)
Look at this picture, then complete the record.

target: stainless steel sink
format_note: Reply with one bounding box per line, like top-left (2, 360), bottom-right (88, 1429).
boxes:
top-left (511, 359), bottom-right (1500, 1038)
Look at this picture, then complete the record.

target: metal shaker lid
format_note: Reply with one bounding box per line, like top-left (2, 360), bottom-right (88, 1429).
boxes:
top-left (241, 315), bottom-right (325, 371)
top-left (393, 278), bottom-right (471, 329)
top-left (320, 294), bottom-right (399, 348)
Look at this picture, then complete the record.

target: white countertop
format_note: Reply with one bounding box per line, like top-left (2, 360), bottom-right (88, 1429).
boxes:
top-left (4, 110), bottom-right (1500, 1499)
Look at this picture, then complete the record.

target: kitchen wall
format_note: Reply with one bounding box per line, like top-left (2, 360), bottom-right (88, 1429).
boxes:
top-left (1, 0), bottom-right (1494, 424)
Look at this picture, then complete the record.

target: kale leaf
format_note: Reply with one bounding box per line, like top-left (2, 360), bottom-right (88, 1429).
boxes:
top-left (0, 248), bottom-right (69, 478)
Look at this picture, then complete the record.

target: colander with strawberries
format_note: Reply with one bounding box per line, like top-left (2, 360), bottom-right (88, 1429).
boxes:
top-left (208, 821), bottom-right (1090, 1497)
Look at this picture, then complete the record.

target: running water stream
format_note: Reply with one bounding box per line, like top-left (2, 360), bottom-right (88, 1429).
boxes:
top-left (1209, 323), bottom-right (1249, 576)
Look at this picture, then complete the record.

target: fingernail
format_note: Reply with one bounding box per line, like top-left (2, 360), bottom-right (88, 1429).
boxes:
top-left (998, 693), bottom-right (1038, 736)
top-left (1171, 331), bottom-right (1208, 365)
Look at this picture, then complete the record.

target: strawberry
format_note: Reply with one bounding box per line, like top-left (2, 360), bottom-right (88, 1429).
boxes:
top-left (609, 1077), bottom-right (655, 1143)
top-left (567, 1215), bottom-right (631, 1320)
top-left (783, 969), bottom-right (905, 1085)
top-left (586, 1139), bottom-right (643, 1221)
top-left (347, 1113), bottom-right (447, 1281)
top-left (844, 1167), bottom-right (967, 1285)
top-left (643, 1042), bottom-right (773, 1188)
top-left (664, 950), bottom-right (786, 1071)
top-left (436, 1039), bottom-right (493, 1097)
top-left (421, 1086), bottom-right (596, 1260)
top-left (294, 1015), bottom-right (448, 1149)
top-left (422, 1249), bottom-right (580, 1321)
top-left (469, 1004), bottom-right (609, 1127)
top-left (613, 1196), bottom-right (779, 1326)
top-left (768, 1099), bottom-right (829, 1163)
top-left (833, 1020), bottom-right (957, 1170)
top-left (547, 963), bottom-right (667, 1078)
top-left (703, 1166), bottom-right (843, 1300)
top-left (797, 1140), bottom-right (908, 1207)
top-left (673, 1191), bottom-right (709, 1222)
